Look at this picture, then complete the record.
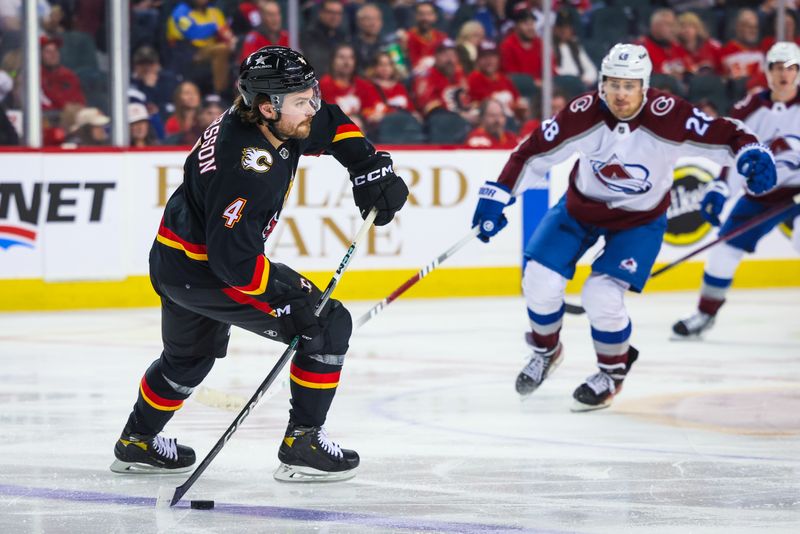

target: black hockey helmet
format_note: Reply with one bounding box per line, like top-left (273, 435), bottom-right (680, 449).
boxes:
top-left (238, 46), bottom-right (318, 108)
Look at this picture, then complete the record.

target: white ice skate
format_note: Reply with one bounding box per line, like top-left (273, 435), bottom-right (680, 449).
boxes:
top-left (671, 311), bottom-right (715, 340)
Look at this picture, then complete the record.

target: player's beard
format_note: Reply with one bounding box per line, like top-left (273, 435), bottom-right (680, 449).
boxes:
top-left (275, 116), bottom-right (314, 139)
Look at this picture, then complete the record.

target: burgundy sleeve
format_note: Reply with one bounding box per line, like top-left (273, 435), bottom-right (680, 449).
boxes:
top-left (496, 93), bottom-right (601, 192)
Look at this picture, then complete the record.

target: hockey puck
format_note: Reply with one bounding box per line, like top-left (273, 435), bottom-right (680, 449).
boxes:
top-left (190, 500), bottom-right (215, 510)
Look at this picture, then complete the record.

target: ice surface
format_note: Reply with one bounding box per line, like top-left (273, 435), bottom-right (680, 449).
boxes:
top-left (1, 290), bottom-right (799, 533)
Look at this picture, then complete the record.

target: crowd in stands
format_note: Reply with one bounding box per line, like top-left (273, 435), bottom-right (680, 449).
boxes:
top-left (0, 0), bottom-right (798, 147)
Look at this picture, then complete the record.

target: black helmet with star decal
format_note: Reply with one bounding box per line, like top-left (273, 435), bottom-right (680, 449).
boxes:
top-left (238, 46), bottom-right (320, 110)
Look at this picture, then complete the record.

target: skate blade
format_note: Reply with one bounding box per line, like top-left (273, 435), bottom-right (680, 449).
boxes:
top-left (669, 333), bottom-right (705, 342)
top-left (110, 459), bottom-right (193, 475)
top-left (570, 399), bottom-right (613, 413)
top-left (273, 463), bottom-right (357, 483)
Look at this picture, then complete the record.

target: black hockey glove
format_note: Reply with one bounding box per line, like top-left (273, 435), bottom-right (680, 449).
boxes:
top-left (266, 264), bottom-right (324, 354)
top-left (349, 151), bottom-right (409, 226)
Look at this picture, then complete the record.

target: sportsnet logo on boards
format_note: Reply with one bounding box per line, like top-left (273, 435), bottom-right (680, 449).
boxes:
top-left (0, 224), bottom-right (36, 250)
top-left (590, 154), bottom-right (652, 194)
top-left (664, 164), bottom-right (715, 246)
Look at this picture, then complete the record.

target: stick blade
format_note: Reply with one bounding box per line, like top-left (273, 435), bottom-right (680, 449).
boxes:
top-left (155, 486), bottom-right (177, 508)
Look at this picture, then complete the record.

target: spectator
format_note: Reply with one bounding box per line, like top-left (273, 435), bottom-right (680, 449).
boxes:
top-left (238, 0), bottom-right (289, 65)
top-left (760, 10), bottom-right (800, 51)
top-left (413, 39), bottom-right (472, 118)
top-left (197, 94), bottom-right (225, 130)
top-left (352, 3), bottom-right (389, 75)
top-left (0, 71), bottom-right (19, 145)
top-left (518, 89), bottom-right (567, 139)
top-left (368, 51), bottom-right (417, 115)
top-left (129, 102), bottom-right (158, 147)
top-left (450, 0), bottom-right (499, 40)
top-left (40, 36), bottom-right (86, 111)
top-left (131, 0), bottom-right (162, 52)
top-left (319, 44), bottom-right (383, 128)
top-left (677, 11), bottom-right (722, 75)
top-left (465, 99), bottom-right (518, 148)
top-left (300, 0), bottom-right (347, 77)
top-left (230, 0), bottom-right (261, 36)
top-left (66, 107), bottom-right (109, 146)
top-left (719, 9), bottom-right (765, 79)
top-left (404, 1), bottom-right (448, 74)
top-left (164, 81), bottom-right (202, 139)
top-left (455, 20), bottom-right (486, 74)
top-left (500, 6), bottom-right (548, 85)
top-left (638, 8), bottom-right (691, 78)
top-left (467, 41), bottom-right (522, 118)
top-left (130, 46), bottom-right (181, 120)
top-left (552, 8), bottom-right (597, 86)
top-left (166, 0), bottom-right (234, 96)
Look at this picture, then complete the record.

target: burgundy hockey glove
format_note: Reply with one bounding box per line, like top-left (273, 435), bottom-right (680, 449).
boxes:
top-left (349, 151), bottom-right (409, 226)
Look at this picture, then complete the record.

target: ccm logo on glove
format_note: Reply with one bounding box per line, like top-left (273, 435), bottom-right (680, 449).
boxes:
top-left (352, 164), bottom-right (394, 186)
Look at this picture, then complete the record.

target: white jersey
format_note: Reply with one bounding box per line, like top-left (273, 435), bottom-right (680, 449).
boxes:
top-left (497, 89), bottom-right (759, 229)
top-left (730, 90), bottom-right (800, 192)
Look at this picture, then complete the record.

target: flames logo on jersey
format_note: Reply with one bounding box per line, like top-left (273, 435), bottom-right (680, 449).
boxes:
top-left (241, 147), bottom-right (273, 173)
top-left (590, 154), bottom-right (652, 194)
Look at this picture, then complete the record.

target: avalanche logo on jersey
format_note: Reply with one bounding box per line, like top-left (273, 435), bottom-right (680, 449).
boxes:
top-left (770, 135), bottom-right (800, 171)
top-left (590, 154), bottom-right (652, 194)
top-left (242, 147), bottom-right (273, 173)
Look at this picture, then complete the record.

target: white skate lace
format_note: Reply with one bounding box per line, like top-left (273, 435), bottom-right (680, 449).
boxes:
top-left (521, 353), bottom-right (546, 382)
top-left (585, 372), bottom-right (616, 396)
top-left (152, 435), bottom-right (178, 461)
top-left (316, 426), bottom-right (343, 459)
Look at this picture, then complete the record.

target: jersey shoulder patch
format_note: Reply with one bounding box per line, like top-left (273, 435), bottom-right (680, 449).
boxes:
top-left (241, 147), bottom-right (273, 173)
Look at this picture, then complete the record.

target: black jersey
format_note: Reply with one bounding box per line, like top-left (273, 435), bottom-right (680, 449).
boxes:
top-left (152, 102), bottom-right (375, 302)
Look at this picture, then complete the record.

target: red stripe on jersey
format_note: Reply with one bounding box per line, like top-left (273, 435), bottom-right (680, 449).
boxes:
top-left (140, 376), bottom-right (183, 408)
top-left (157, 220), bottom-right (208, 255)
top-left (221, 287), bottom-right (276, 316)
top-left (289, 362), bottom-right (341, 384)
top-left (230, 255), bottom-right (270, 295)
top-left (334, 124), bottom-right (361, 135)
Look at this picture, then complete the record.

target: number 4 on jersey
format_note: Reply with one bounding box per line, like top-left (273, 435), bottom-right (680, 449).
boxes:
top-left (222, 197), bottom-right (247, 228)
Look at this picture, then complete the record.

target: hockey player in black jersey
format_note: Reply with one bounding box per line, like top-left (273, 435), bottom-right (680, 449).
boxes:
top-left (110, 46), bottom-right (408, 482)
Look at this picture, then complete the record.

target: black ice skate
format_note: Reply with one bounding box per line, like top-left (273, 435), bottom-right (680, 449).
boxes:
top-left (671, 311), bottom-right (715, 339)
top-left (515, 339), bottom-right (564, 398)
top-left (572, 347), bottom-right (639, 412)
top-left (110, 430), bottom-right (195, 474)
top-left (274, 423), bottom-right (359, 482)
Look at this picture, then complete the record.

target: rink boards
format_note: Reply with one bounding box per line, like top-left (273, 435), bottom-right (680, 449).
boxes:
top-left (0, 147), bottom-right (797, 311)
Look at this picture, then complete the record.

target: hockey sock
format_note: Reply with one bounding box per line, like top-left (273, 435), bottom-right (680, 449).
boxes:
top-left (527, 302), bottom-right (565, 350)
top-left (288, 353), bottom-right (343, 427)
top-left (128, 354), bottom-right (213, 436)
top-left (698, 272), bottom-right (731, 316)
top-left (591, 321), bottom-right (632, 381)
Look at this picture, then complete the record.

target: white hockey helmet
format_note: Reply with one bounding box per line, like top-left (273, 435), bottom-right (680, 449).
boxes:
top-left (599, 43), bottom-right (653, 95)
top-left (766, 41), bottom-right (800, 68)
top-left (765, 41), bottom-right (800, 90)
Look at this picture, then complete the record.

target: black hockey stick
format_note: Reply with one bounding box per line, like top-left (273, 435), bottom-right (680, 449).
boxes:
top-left (566, 192), bottom-right (800, 314)
top-left (650, 192), bottom-right (800, 278)
top-left (162, 208), bottom-right (378, 508)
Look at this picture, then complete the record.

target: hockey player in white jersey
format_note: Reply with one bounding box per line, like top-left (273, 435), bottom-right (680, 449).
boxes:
top-left (673, 41), bottom-right (800, 338)
top-left (470, 43), bottom-right (777, 411)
